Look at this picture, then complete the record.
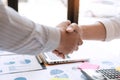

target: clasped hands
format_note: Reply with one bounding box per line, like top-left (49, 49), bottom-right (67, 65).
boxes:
top-left (53, 20), bottom-right (83, 58)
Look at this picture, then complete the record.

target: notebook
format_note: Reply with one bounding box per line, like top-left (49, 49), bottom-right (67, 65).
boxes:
top-left (37, 52), bottom-right (89, 64)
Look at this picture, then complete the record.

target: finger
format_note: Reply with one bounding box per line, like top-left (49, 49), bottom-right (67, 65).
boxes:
top-left (55, 52), bottom-right (65, 59)
top-left (52, 50), bottom-right (59, 55)
top-left (65, 20), bottom-right (71, 25)
top-left (52, 50), bottom-right (65, 59)
top-left (66, 23), bottom-right (79, 32)
top-left (57, 20), bottom-right (71, 28)
top-left (69, 50), bottom-right (73, 54)
top-left (78, 38), bottom-right (83, 45)
top-left (75, 46), bottom-right (79, 51)
top-left (58, 53), bottom-right (65, 59)
top-left (52, 50), bottom-right (58, 54)
top-left (60, 20), bottom-right (71, 26)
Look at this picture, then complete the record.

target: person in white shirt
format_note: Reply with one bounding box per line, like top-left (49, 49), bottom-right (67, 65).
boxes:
top-left (0, 1), bottom-right (82, 58)
top-left (66, 16), bottom-right (120, 42)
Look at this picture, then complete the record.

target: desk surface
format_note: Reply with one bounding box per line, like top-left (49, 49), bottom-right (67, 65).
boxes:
top-left (0, 40), bottom-right (120, 80)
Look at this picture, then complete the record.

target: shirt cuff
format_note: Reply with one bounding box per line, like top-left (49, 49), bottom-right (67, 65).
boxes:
top-left (98, 19), bottom-right (115, 41)
top-left (42, 26), bottom-right (61, 52)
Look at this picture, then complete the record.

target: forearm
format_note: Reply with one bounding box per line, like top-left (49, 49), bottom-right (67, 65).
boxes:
top-left (79, 22), bottom-right (106, 41)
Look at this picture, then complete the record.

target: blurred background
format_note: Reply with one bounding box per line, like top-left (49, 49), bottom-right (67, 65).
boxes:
top-left (1, 0), bottom-right (120, 59)
top-left (2, 0), bottom-right (120, 26)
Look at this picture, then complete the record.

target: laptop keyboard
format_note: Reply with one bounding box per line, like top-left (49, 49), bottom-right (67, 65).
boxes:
top-left (46, 52), bottom-right (71, 60)
top-left (46, 53), bottom-right (62, 60)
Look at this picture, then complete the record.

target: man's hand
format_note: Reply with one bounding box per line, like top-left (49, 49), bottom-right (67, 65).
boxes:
top-left (53, 20), bottom-right (83, 58)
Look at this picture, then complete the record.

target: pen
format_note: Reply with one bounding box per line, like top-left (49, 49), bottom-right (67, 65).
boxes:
top-left (79, 68), bottom-right (93, 80)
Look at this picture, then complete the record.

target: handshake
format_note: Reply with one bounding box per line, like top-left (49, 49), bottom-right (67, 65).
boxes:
top-left (53, 20), bottom-right (83, 58)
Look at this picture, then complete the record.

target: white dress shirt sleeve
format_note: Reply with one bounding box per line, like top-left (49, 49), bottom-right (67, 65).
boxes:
top-left (99, 16), bottom-right (120, 41)
top-left (0, 2), bottom-right (60, 55)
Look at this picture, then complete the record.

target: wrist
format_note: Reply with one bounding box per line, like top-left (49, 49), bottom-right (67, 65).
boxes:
top-left (56, 28), bottom-right (65, 52)
top-left (79, 26), bottom-right (84, 39)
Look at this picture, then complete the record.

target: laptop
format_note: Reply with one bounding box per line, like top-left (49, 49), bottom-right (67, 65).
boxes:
top-left (37, 51), bottom-right (89, 64)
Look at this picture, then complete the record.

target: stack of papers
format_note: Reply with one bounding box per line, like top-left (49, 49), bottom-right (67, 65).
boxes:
top-left (0, 51), bottom-right (45, 75)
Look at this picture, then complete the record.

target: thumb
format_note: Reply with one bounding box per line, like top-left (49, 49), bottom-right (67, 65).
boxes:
top-left (66, 26), bottom-right (74, 32)
top-left (66, 23), bottom-right (79, 32)
top-left (57, 20), bottom-right (71, 28)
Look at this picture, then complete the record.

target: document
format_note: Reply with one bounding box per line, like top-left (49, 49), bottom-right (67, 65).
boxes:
top-left (0, 54), bottom-right (45, 75)
top-left (0, 63), bottom-right (84, 80)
